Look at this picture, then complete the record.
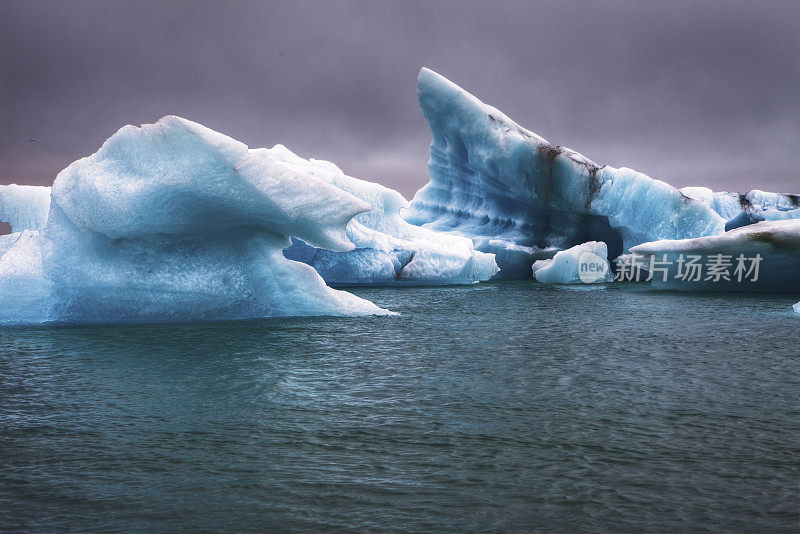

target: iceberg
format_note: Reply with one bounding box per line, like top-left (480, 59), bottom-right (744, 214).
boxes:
top-left (628, 219), bottom-right (800, 292)
top-left (532, 241), bottom-right (613, 284)
top-left (679, 187), bottom-right (800, 230)
top-left (264, 144), bottom-right (499, 285)
top-left (1, 144), bottom-right (499, 288)
top-left (0, 184), bottom-right (51, 232)
top-left (794, 301), bottom-right (800, 314)
top-left (404, 68), bottom-right (740, 277)
top-left (0, 116), bottom-right (392, 325)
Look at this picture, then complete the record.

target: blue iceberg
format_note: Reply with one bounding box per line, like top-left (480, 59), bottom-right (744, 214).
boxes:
top-left (404, 68), bottom-right (800, 278)
top-left (1, 139), bottom-right (499, 290)
top-left (0, 116), bottom-right (393, 324)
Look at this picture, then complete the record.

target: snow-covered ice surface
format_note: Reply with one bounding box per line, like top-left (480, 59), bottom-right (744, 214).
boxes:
top-left (630, 220), bottom-right (800, 292)
top-left (404, 68), bottom-right (800, 278)
top-left (0, 184), bottom-right (51, 232)
top-left (532, 241), bottom-right (613, 284)
top-left (0, 116), bottom-right (392, 325)
top-left (266, 145), bottom-right (499, 285)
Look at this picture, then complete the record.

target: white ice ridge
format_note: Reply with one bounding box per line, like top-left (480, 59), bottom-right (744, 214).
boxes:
top-left (629, 219), bottom-right (800, 292)
top-left (0, 184), bottom-right (51, 232)
top-left (264, 145), bottom-right (499, 285)
top-left (532, 241), bottom-right (613, 284)
top-left (679, 187), bottom-right (800, 230)
top-left (0, 116), bottom-right (392, 325)
top-left (404, 68), bottom-right (733, 278)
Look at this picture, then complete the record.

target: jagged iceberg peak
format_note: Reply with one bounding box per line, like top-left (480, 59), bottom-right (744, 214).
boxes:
top-left (406, 68), bottom-right (729, 277)
top-left (0, 116), bottom-right (392, 324)
top-left (265, 144), bottom-right (499, 285)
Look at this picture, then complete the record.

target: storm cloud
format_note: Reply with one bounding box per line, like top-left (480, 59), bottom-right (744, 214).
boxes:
top-left (1, 0), bottom-right (798, 198)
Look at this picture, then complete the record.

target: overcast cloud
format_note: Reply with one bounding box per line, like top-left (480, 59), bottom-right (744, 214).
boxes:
top-left (1, 0), bottom-right (798, 198)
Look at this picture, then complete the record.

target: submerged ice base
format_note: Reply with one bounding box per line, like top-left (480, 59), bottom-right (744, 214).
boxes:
top-left (0, 116), bottom-right (392, 325)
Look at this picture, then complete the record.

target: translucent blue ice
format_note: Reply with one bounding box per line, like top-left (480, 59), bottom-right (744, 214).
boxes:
top-left (267, 145), bottom-right (499, 285)
top-left (0, 116), bottom-right (392, 324)
top-left (405, 68), bottom-right (753, 277)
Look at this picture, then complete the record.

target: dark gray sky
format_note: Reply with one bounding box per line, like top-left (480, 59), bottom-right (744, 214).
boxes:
top-left (1, 0), bottom-right (798, 198)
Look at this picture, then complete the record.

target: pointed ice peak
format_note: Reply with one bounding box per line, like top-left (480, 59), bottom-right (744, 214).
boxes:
top-left (417, 67), bottom-right (550, 146)
top-left (406, 68), bottom-right (729, 277)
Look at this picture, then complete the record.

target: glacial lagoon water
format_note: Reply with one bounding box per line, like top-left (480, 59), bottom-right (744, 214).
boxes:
top-left (1, 282), bottom-right (799, 532)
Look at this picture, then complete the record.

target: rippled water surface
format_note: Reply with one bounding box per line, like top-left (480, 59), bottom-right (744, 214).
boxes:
top-left (1, 282), bottom-right (799, 532)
